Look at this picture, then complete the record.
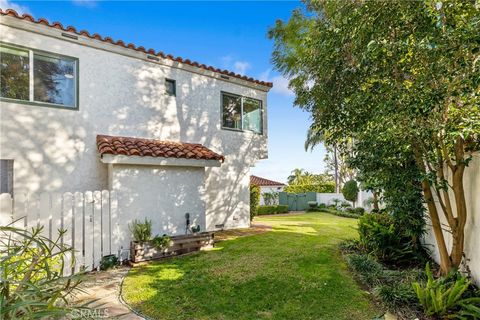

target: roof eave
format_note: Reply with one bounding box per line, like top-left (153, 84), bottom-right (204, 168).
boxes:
top-left (0, 10), bottom-right (273, 92)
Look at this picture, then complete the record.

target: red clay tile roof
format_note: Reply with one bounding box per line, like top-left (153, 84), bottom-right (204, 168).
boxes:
top-left (97, 135), bottom-right (224, 162)
top-left (250, 175), bottom-right (285, 187)
top-left (0, 9), bottom-right (273, 88)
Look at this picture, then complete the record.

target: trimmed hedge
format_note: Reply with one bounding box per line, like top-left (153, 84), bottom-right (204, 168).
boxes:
top-left (257, 205), bottom-right (289, 215)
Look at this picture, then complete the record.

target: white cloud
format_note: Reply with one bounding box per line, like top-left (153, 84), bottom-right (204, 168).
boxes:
top-left (72, 0), bottom-right (97, 8)
top-left (259, 68), bottom-right (294, 96)
top-left (0, 0), bottom-right (30, 14)
top-left (233, 61), bottom-right (251, 75)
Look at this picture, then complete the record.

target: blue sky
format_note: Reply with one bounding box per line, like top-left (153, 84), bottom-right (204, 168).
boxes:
top-left (4, 0), bottom-right (327, 183)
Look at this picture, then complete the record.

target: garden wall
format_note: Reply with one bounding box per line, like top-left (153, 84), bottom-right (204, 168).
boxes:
top-left (423, 152), bottom-right (480, 284)
top-left (316, 191), bottom-right (373, 210)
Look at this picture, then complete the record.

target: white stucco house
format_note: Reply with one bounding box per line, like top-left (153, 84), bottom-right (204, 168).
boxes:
top-left (0, 9), bottom-right (272, 237)
top-left (250, 175), bottom-right (285, 205)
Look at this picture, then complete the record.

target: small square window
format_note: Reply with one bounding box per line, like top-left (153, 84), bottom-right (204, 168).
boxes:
top-left (165, 79), bottom-right (176, 96)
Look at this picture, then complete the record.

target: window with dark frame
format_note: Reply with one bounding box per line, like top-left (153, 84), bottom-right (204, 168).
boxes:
top-left (0, 159), bottom-right (14, 196)
top-left (165, 79), bottom-right (176, 96)
top-left (0, 43), bottom-right (78, 109)
top-left (221, 92), bottom-right (263, 134)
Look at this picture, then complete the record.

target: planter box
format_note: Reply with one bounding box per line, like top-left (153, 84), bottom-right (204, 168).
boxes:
top-left (130, 232), bottom-right (214, 263)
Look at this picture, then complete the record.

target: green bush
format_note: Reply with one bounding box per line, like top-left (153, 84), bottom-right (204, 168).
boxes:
top-left (284, 182), bottom-right (335, 193)
top-left (250, 184), bottom-right (260, 220)
top-left (325, 208), bottom-right (361, 219)
top-left (374, 283), bottom-right (418, 312)
top-left (346, 254), bottom-right (383, 286)
top-left (358, 213), bottom-right (416, 265)
top-left (412, 263), bottom-right (480, 318)
top-left (0, 226), bottom-right (85, 319)
top-left (129, 219), bottom-right (152, 242)
top-left (152, 234), bottom-right (172, 250)
top-left (257, 205), bottom-right (289, 215)
top-left (342, 180), bottom-right (359, 204)
top-left (318, 203), bottom-right (327, 209)
top-left (354, 207), bottom-right (365, 215)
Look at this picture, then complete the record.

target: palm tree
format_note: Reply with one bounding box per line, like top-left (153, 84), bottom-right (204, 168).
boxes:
top-left (287, 168), bottom-right (305, 185)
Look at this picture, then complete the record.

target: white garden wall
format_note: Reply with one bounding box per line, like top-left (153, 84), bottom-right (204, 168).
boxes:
top-left (423, 153), bottom-right (480, 284)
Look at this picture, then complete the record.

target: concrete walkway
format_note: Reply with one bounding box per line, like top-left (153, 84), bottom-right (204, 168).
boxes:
top-left (74, 266), bottom-right (144, 319)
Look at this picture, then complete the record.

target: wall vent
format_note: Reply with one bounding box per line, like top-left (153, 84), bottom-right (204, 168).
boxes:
top-left (220, 75), bottom-right (230, 80)
top-left (215, 224), bottom-right (225, 229)
top-left (147, 55), bottom-right (160, 61)
top-left (61, 32), bottom-right (78, 40)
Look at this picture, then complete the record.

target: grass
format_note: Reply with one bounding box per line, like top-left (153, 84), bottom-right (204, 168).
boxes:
top-left (122, 212), bottom-right (381, 320)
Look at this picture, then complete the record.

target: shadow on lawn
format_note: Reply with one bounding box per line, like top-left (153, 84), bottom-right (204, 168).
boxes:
top-left (123, 225), bottom-right (377, 320)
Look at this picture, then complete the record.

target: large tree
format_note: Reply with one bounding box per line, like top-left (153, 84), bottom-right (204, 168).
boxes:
top-left (270, 0), bottom-right (479, 274)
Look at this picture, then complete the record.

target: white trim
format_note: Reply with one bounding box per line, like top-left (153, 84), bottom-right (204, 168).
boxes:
top-left (1, 16), bottom-right (272, 92)
top-left (100, 154), bottom-right (222, 168)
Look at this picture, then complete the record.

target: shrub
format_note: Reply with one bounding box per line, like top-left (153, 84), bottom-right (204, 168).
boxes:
top-left (342, 180), bottom-right (359, 205)
top-left (326, 209), bottom-right (361, 219)
top-left (354, 207), bottom-right (365, 215)
top-left (374, 283), bottom-right (418, 312)
top-left (129, 219), bottom-right (152, 242)
top-left (0, 226), bottom-right (85, 319)
top-left (338, 239), bottom-right (360, 253)
top-left (257, 205), bottom-right (289, 215)
top-left (318, 203), bottom-right (327, 209)
top-left (100, 254), bottom-right (119, 271)
top-left (307, 201), bottom-right (318, 209)
top-left (340, 201), bottom-right (352, 208)
top-left (412, 263), bottom-right (480, 318)
top-left (346, 254), bottom-right (384, 286)
top-left (250, 184), bottom-right (260, 220)
top-left (358, 213), bottom-right (416, 265)
top-left (284, 182), bottom-right (335, 193)
top-left (263, 192), bottom-right (279, 206)
top-left (152, 234), bottom-right (172, 250)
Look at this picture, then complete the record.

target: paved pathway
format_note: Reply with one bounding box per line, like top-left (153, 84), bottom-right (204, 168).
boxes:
top-left (74, 266), bottom-right (144, 319)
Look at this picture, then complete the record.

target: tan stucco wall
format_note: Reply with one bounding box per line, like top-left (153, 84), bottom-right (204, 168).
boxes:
top-left (0, 21), bottom-right (268, 231)
top-left (423, 153), bottom-right (480, 284)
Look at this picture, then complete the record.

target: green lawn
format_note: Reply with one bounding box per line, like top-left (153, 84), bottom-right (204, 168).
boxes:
top-left (122, 212), bottom-right (381, 320)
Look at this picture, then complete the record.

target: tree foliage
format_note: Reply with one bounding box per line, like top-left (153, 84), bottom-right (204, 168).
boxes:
top-left (269, 0), bottom-right (480, 274)
top-left (342, 180), bottom-right (359, 204)
top-left (285, 168), bottom-right (335, 193)
top-left (250, 184), bottom-right (261, 221)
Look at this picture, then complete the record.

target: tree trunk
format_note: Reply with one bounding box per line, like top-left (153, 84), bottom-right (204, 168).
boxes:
top-left (334, 145), bottom-right (339, 193)
top-left (373, 191), bottom-right (379, 211)
top-left (414, 148), bottom-right (452, 275)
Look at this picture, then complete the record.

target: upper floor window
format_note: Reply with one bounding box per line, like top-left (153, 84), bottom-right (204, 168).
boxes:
top-left (0, 43), bottom-right (78, 109)
top-left (165, 78), bottom-right (176, 96)
top-left (222, 92), bottom-right (263, 134)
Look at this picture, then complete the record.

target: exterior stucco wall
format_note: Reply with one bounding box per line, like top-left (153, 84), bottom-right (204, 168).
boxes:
top-left (0, 21), bottom-right (269, 232)
top-left (259, 186), bottom-right (284, 205)
top-left (110, 164), bottom-right (206, 238)
top-left (423, 153), bottom-right (480, 284)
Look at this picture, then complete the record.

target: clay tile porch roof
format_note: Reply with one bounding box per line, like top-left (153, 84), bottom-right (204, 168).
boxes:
top-left (0, 8), bottom-right (272, 88)
top-left (250, 175), bottom-right (285, 187)
top-left (97, 135), bottom-right (224, 162)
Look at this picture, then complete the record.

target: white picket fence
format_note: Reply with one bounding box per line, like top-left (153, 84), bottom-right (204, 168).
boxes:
top-left (0, 190), bottom-right (123, 274)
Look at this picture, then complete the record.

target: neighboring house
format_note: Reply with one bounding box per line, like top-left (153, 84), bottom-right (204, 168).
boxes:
top-left (0, 9), bottom-right (272, 237)
top-left (250, 175), bottom-right (285, 205)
